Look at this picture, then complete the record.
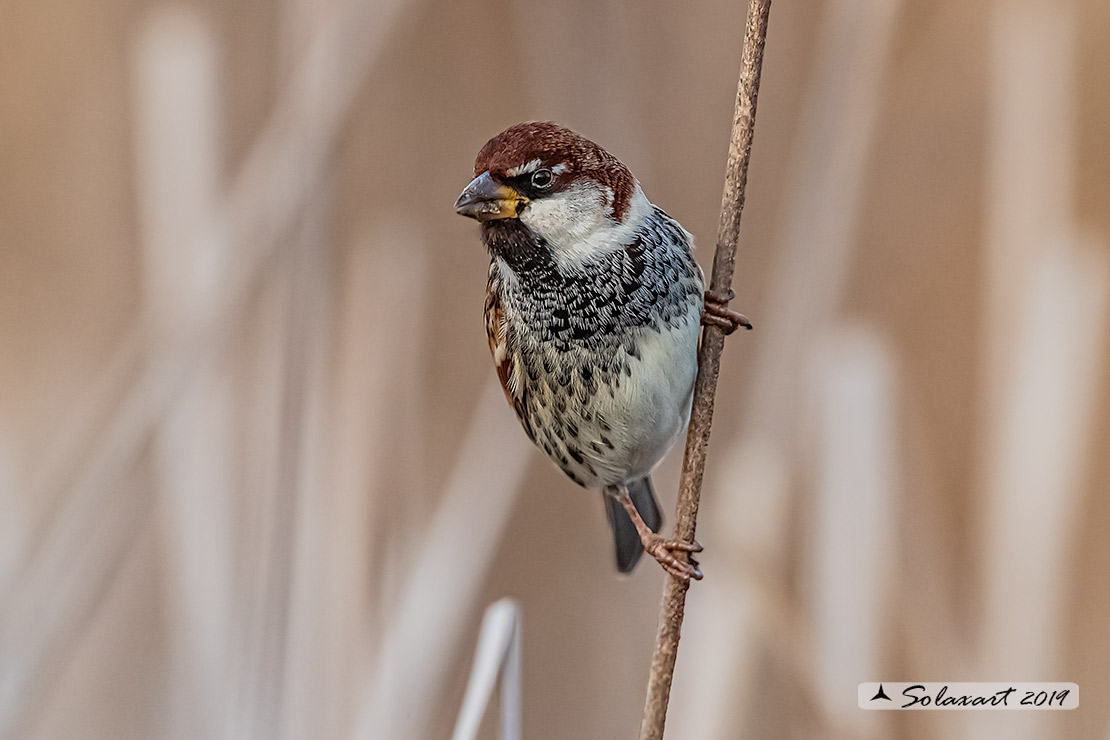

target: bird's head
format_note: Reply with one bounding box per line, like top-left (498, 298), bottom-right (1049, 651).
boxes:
top-left (455, 122), bottom-right (647, 267)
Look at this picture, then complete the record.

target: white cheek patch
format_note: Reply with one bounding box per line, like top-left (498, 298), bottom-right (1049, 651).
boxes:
top-left (520, 181), bottom-right (609, 259)
top-left (520, 183), bottom-right (652, 271)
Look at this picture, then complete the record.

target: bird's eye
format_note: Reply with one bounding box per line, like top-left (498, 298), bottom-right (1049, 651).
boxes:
top-left (531, 168), bottom-right (553, 189)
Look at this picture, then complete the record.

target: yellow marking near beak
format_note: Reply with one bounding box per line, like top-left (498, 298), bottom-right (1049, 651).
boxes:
top-left (454, 171), bottom-right (530, 221)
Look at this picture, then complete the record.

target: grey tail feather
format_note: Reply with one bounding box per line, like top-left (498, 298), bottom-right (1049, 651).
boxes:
top-left (604, 477), bottom-right (663, 573)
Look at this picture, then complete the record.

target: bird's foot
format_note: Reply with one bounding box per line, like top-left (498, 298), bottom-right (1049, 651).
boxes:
top-left (642, 534), bottom-right (704, 582)
top-left (702, 289), bottom-right (752, 335)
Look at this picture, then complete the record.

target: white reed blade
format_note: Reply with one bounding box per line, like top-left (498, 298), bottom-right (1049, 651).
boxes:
top-left (451, 599), bottom-right (523, 740)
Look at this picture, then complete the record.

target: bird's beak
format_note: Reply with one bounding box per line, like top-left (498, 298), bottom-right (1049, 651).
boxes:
top-left (454, 171), bottom-right (528, 221)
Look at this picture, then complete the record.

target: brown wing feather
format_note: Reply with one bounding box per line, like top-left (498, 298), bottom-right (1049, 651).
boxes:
top-left (485, 263), bottom-right (534, 440)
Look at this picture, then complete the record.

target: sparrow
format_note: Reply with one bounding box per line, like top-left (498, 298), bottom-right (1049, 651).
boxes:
top-left (454, 122), bottom-right (750, 581)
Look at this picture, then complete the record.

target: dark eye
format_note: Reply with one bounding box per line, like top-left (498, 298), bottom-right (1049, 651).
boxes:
top-left (531, 168), bottom-right (553, 189)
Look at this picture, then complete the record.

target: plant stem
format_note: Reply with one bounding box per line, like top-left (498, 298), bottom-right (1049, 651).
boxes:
top-left (638, 2), bottom-right (773, 739)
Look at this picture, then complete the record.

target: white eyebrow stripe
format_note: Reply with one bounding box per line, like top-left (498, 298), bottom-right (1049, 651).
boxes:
top-left (505, 159), bottom-right (543, 177)
top-left (550, 163), bottom-right (568, 174)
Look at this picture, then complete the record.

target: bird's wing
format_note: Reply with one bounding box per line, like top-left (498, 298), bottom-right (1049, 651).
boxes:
top-left (485, 262), bottom-right (533, 439)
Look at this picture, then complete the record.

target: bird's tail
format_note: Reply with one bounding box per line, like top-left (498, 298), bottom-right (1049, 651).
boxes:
top-left (604, 476), bottom-right (662, 573)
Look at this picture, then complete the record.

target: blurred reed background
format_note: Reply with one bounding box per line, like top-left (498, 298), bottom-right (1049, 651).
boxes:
top-left (2, 0), bottom-right (1109, 738)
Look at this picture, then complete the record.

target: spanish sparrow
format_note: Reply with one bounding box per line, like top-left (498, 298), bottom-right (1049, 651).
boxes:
top-left (455, 122), bottom-right (749, 581)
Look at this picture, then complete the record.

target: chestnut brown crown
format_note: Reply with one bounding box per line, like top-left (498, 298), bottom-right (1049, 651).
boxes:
top-left (474, 122), bottom-right (636, 221)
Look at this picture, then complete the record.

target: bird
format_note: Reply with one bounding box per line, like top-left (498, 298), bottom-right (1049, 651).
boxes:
top-left (454, 122), bottom-right (750, 581)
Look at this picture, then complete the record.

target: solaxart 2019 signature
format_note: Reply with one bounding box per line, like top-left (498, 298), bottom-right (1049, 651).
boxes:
top-left (900, 684), bottom-right (1071, 709)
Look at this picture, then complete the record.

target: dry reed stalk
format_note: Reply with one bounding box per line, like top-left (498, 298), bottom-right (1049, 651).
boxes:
top-left (971, 7), bottom-right (1102, 739)
top-left (639, 2), bottom-right (772, 738)
top-left (134, 12), bottom-right (236, 737)
top-left (668, 3), bottom-right (899, 734)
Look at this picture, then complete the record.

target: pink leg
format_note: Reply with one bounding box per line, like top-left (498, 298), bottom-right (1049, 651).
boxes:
top-left (616, 487), bottom-right (704, 582)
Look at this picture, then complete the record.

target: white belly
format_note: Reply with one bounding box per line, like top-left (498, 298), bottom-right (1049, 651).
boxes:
top-left (580, 311), bottom-right (700, 485)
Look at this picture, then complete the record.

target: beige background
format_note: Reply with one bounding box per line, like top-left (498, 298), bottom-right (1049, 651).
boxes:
top-left (2, 0), bottom-right (1109, 738)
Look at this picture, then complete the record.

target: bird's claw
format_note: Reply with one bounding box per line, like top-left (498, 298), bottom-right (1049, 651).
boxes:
top-left (702, 289), bottom-right (752, 335)
top-left (644, 534), bottom-right (704, 581)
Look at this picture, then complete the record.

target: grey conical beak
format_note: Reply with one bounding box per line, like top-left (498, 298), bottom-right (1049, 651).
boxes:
top-left (454, 171), bottom-right (528, 221)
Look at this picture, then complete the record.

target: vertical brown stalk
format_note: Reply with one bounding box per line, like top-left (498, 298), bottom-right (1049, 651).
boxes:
top-left (638, 2), bottom-right (773, 739)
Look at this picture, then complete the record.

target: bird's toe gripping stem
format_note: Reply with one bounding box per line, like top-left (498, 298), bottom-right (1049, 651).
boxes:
top-left (702, 288), bottom-right (752, 335)
top-left (642, 534), bottom-right (704, 582)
